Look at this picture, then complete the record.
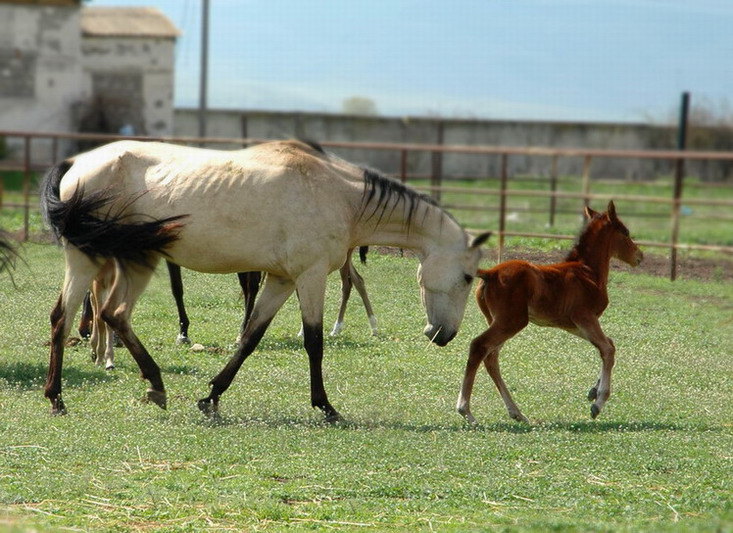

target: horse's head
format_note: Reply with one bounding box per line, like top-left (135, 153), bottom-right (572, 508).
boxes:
top-left (418, 232), bottom-right (491, 346)
top-left (587, 201), bottom-right (643, 267)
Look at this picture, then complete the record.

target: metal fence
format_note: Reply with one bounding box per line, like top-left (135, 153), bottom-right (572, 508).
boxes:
top-left (0, 129), bottom-right (731, 280)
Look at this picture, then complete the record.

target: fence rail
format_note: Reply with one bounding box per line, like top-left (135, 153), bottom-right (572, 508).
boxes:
top-left (0, 129), bottom-right (731, 280)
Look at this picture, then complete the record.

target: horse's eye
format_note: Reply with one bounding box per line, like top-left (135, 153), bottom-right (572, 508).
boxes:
top-left (464, 274), bottom-right (474, 284)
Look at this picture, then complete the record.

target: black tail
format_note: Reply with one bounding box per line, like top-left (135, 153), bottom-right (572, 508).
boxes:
top-left (358, 246), bottom-right (369, 264)
top-left (40, 161), bottom-right (187, 268)
top-left (0, 230), bottom-right (18, 274)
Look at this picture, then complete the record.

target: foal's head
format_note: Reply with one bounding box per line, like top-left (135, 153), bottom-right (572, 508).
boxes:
top-left (584, 201), bottom-right (643, 267)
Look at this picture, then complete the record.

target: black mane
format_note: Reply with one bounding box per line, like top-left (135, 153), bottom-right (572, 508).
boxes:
top-left (360, 168), bottom-right (448, 229)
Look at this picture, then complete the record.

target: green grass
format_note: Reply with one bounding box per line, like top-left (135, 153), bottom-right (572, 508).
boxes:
top-left (0, 243), bottom-right (731, 531)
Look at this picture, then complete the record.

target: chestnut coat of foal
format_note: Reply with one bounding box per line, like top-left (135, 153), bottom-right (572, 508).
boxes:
top-left (457, 201), bottom-right (643, 424)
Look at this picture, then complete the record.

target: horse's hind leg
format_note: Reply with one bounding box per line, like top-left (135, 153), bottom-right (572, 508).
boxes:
top-left (349, 261), bottom-right (377, 335)
top-left (45, 248), bottom-right (101, 414)
top-left (330, 256), bottom-right (353, 336)
top-left (101, 259), bottom-right (166, 408)
top-left (166, 261), bottom-right (190, 344)
top-left (572, 316), bottom-right (615, 419)
top-left (199, 274), bottom-right (294, 416)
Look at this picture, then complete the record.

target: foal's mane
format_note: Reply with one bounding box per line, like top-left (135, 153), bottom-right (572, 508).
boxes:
top-left (360, 168), bottom-right (453, 229)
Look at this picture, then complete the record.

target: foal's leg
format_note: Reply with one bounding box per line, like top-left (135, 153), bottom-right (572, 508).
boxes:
top-left (297, 269), bottom-right (341, 422)
top-left (236, 271), bottom-right (262, 344)
top-left (198, 274), bottom-right (294, 416)
top-left (572, 316), bottom-right (615, 419)
top-left (78, 291), bottom-right (93, 339)
top-left (45, 248), bottom-right (101, 415)
top-left (457, 317), bottom-right (528, 424)
top-left (101, 259), bottom-right (166, 408)
top-left (166, 261), bottom-right (190, 344)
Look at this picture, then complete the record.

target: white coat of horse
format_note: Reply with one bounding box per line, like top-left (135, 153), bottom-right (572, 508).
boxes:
top-left (41, 140), bottom-right (489, 420)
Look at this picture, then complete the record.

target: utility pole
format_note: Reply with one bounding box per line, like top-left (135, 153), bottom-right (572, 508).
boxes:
top-left (198, 0), bottom-right (209, 141)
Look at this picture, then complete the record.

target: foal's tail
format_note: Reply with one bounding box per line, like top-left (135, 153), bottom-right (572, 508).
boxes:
top-left (0, 230), bottom-right (18, 274)
top-left (40, 160), bottom-right (187, 268)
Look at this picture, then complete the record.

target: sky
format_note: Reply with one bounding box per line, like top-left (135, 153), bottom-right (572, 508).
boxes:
top-left (89, 0), bottom-right (733, 124)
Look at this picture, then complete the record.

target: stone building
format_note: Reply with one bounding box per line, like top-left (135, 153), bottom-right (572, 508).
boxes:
top-left (0, 0), bottom-right (179, 158)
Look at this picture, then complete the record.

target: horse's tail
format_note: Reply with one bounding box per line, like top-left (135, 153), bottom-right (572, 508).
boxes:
top-left (40, 160), bottom-right (187, 268)
top-left (358, 246), bottom-right (369, 264)
top-left (0, 230), bottom-right (18, 274)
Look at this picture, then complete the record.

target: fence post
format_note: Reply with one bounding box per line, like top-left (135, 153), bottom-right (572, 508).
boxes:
top-left (397, 148), bottom-right (407, 183)
top-left (498, 153), bottom-right (508, 263)
top-left (581, 155), bottom-right (593, 207)
top-left (22, 135), bottom-right (31, 241)
top-left (548, 154), bottom-right (558, 226)
top-left (430, 120), bottom-right (443, 201)
top-left (670, 91), bottom-right (690, 281)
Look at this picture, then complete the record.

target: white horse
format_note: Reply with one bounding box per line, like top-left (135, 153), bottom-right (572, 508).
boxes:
top-left (41, 140), bottom-right (489, 420)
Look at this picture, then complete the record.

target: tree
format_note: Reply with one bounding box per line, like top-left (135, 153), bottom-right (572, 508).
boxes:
top-left (342, 96), bottom-right (378, 116)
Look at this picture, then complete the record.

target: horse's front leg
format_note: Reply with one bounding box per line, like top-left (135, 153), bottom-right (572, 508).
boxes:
top-left (297, 270), bottom-right (341, 423)
top-left (572, 316), bottom-right (616, 419)
top-left (198, 274), bottom-right (294, 417)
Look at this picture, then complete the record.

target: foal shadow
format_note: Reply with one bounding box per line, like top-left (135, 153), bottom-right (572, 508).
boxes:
top-left (0, 361), bottom-right (116, 391)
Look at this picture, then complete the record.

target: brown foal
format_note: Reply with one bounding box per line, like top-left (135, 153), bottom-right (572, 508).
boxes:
top-left (457, 201), bottom-right (643, 424)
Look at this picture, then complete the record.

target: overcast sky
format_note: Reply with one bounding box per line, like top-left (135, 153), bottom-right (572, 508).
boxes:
top-left (90, 0), bottom-right (733, 123)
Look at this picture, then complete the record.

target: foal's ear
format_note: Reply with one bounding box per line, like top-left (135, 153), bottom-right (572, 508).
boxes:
top-left (607, 200), bottom-right (618, 221)
top-left (584, 205), bottom-right (599, 219)
top-left (469, 231), bottom-right (492, 249)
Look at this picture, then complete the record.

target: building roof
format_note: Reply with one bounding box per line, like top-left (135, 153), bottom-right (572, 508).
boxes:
top-left (81, 7), bottom-right (180, 39)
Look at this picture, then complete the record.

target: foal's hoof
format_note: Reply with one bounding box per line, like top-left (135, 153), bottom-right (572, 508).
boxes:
top-left (588, 386), bottom-right (598, 401)
top-left (50, 398), bottom-right (67, 416)
top-left (105, 364), bottom-right (115, 371)
top-left (197, 398), bottom-right (219, 418)
top-left (144, 390), bottom-right (167, 410)
top-left (590, 404), bottom-right (600, 419)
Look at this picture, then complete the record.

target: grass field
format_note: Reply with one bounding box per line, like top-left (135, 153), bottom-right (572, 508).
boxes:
top-left (0, 243), bottom-right (730, 531)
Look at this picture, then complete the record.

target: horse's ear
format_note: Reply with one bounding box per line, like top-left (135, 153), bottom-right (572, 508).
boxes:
top-left (607, 200), bottom-right (618, 221)
top-left (470, 231), bottom-right (492, 249)
top-left (584, 206), bottom-right (598, 219)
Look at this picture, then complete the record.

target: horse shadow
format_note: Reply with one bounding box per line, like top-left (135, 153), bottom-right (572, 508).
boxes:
top-left (192, 412), bottom-right (694, 434)
top-left (0, 361), bottom-right (116, 391)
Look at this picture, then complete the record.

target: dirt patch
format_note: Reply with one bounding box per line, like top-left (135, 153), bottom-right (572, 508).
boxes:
top-left (371, 246), bottom-right (733, 282)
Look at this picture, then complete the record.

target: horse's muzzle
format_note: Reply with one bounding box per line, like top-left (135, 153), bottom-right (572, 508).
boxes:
top-left (424, 324), bottom-right (457, 347)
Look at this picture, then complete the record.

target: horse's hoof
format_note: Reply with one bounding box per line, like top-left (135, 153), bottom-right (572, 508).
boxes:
top-left (176, 334), bottom-right (191, 345)
top-left (197, 398), bottom-right (219, 417)
top-left (511, 413), bottom-right (530, 424)
top-left (590, 404), bottom-right (600, 419)
top-left (51, 398), bottom-right (67, 416)
top-left (588, 387), bottom-right (598, 401)
top-left (324, 411), bottom-right (343, 424)
top-left (144, 390), bottom-right (167, 410)
top-left (105, 365), bottom-right (115, 371)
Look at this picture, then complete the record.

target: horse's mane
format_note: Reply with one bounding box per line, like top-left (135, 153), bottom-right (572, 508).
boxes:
top-left (565, 212), bottom-right (603, 262)
top-left (360, 167), bottom-right (454, 229)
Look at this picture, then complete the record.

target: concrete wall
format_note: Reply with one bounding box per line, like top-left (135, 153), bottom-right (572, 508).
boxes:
top-left (174, 108), bottom-right (708, 181)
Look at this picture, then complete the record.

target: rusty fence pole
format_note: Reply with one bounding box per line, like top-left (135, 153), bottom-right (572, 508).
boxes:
top-left (670, 91), bottom-right (690, 281)
top-left (430, 120), bottom-right (444, 201)
top-left (581, 155), bottom-right (593, 208)
top-left (549, 154), bottom-right (558, 226)
top-left (22, 135), bottom-right (31, 241)
top-left (399, 149), bottom-right (407, 183)
top-left (498, 153), bottom-right (508, 263)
